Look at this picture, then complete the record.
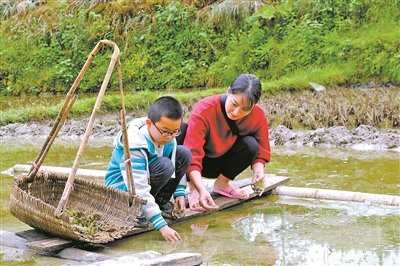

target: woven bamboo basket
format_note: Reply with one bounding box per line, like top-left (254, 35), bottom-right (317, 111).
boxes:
top-left (9, 40), bottom-right (144, 243)
top-left (10, 171), bottom-right (143, 243)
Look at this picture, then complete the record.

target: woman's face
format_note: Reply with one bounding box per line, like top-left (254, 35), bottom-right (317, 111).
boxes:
top-left (225, 92), bottom-right (253, 120)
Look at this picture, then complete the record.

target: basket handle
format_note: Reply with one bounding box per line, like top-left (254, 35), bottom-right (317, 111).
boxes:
top-left (28, 94), bottom-right (77, 178)
top-left (54, 40), bottom-right (137, 217)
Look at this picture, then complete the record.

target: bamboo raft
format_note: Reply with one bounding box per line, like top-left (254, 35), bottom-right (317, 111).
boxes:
top-left (10, 170), bottom-right (290, 252)
top-left (13, 164), bottom-right (400, 207)
top-left (10, 163), bottom-right (400, 253)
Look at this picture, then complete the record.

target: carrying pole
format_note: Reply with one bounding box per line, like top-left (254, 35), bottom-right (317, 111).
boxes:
top-left (55, 40), bottom-right (137, 217)
top-left (29, 95), bottom-right (77, 178)
top-left (117, 54), bottom-right (136, 202)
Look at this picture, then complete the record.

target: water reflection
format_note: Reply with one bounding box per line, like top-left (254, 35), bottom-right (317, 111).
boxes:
top-left (231, 213), bottom-right (272, 243)
top-left (217, 198), bottom-right (399, 265)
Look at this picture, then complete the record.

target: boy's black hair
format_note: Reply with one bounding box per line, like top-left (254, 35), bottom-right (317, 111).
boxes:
top-left (148, 96), bottom-right (183, 122)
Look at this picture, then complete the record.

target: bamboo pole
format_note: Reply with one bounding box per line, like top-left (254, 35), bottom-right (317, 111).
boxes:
top-left (272, 186), bottom-right (400, 206)
top-left (120, 110), bottom-right (136, 204)
top-left (29, 95), bottom-right (77, 178)
top-left (54, 40), bottom-right (140, 217)
top-left (13, 164), bottom-right (106, 179)
top-left (28, 95), bottom-right (77, 177)
top-left (117, 56), bottom-right (136, 205)
top-left (29, 39), bottom-right (106, 177)
top-left (55, 40), bottom-right (118, 216)
top-left (17, 159), bottom-right (400, 208)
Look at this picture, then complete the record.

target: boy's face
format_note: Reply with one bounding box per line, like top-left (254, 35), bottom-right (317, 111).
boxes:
top-left (146, 116), bottom-right (181, 147)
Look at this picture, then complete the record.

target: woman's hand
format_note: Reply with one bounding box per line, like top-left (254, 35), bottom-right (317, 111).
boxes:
top-left (251, 163), bottom-right (266, 196)
top-left (188, 170), bottom-right (219, 211)
top-left (198, 189), bottom-right (219, 211)
top-left (159, 225), bottom-right (181, 242)
top-left (251, 172), bottom-right (266, 196)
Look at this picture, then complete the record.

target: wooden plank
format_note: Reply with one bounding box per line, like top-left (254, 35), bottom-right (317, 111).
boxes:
top-left (16, 229), bottom-right (54, 241)
top-left (124, 175), bottom-right (290, 236)
top-left (131, 252), bottom-right (202, 266)
top-left (2, 231), bottom-right (199, 264)
top-left (1, 230), bottom-right (112, 262)
top-left (16, 229), bottom-right (75, 252)
top-left (26, 238), bottom-right (74, 252)
top-left (86, 252), bottom-right (202, 266)
top-left (57, 247), bottom-right (116, 263)
top-left (1, 230), bottom-right (29, 249)
top-left (211, 174), bottom-right (290, 209)
top-left (14, 174), bottom-right (289, 250)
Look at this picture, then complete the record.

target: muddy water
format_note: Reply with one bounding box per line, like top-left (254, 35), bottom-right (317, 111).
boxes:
top-left (0, 137), bottom-right (399, 265)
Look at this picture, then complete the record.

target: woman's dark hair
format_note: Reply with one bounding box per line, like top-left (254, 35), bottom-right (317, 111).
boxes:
top-left (228, 74), bottom-right (261, 107)
top-left (148, 96), bottom-right (183, 122)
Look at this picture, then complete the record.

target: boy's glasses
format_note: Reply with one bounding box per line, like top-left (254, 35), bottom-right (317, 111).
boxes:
top-left (151, 121), bottom-right (181, 137)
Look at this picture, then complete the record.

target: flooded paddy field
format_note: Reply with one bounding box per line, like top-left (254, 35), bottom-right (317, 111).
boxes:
top-left (1, 136), bottom-right (398, 265)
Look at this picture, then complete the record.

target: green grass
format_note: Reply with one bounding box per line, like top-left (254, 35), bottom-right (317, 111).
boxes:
top-left (1, 86), bottom-right (399, 131)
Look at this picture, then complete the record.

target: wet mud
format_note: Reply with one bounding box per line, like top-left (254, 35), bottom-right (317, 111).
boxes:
top-left (1, 114), bottom-right (399, 151)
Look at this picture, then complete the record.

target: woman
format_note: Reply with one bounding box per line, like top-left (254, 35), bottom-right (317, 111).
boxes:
top-left (176, 74), bottom-right (271, 211)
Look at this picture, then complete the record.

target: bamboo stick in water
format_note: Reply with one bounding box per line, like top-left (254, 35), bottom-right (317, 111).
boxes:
top-left (272, 186), bottom-right (400, 206)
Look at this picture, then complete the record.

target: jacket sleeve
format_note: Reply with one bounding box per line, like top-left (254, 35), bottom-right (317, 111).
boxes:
top-left (183, 112), bottom-right (209, 175)
top-left (173, 174), bottom-right (187, 198)
top-left (121, 149), bottom-right (167, 230)
top-left (251, 107), bottom-right (271, 163)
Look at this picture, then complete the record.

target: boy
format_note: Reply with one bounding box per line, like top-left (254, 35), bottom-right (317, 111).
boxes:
top-left (105, 96), bottom-right (191, 242)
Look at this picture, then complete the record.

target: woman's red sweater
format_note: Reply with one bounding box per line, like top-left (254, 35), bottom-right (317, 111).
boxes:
top-left (184, 94), bottom-right (271, 175)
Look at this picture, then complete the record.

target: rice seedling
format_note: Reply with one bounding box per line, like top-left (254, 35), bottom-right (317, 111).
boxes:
top-left (261, 86), bottom-right (399, 131)
top-left (66, 207), bottom-right (101, 235)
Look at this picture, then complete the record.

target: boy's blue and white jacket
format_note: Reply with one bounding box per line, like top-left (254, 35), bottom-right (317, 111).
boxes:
top-left (104, 117), bottom-right (187, 230)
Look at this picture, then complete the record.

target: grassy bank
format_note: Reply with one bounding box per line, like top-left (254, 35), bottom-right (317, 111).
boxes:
top-left (1, 86), bottom-right (399, 130)
top-left (1, 1), bottom-right (399, 130)
top-left (1, 1), bottom-right (399, 95)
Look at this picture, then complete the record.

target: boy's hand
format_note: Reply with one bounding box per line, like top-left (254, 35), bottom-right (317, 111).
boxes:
top-left (159, 225), bottom-right (181, 242)
top-left (172, 196), bottom-right (186, 219)
top-left (174, 196), bottom-right (185, 212)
